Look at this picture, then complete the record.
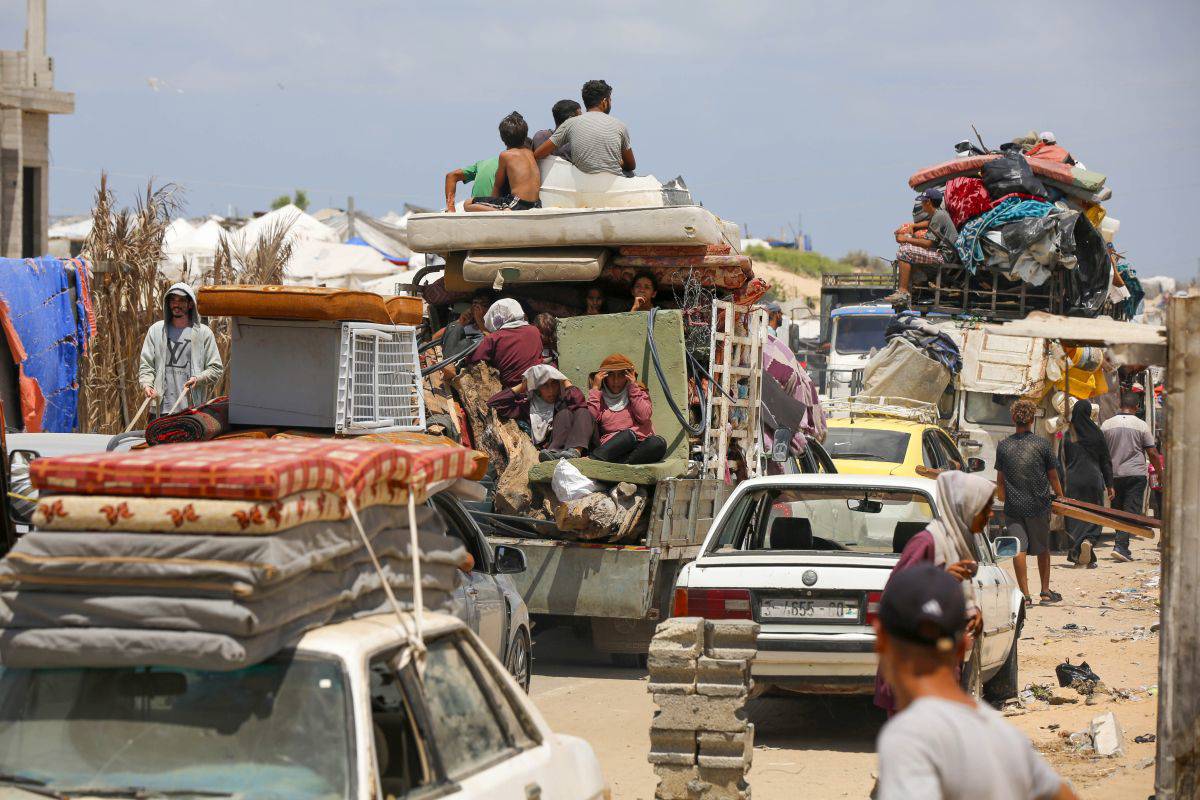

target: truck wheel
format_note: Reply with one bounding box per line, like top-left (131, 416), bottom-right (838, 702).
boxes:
top-left (506, 627), bottom-right (531, 693)
top-left (983, 635), bottom-right (1019, 706)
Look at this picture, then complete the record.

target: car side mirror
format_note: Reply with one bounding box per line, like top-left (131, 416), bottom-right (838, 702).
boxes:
top-left (993, 536), bottom-right (1020, 560)
top-left (967, 457), bottom-right (985, 473)
top-left (771, 427), bottom-right (792, 462)
top-left (493, 544), bottom-right (527, 575)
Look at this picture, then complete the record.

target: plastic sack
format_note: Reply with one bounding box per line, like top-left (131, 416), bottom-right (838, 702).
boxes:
top-left (981, 152), bottom-right (1048, 201)
top-left (1063, 214), bottom-right (1112, 317)
top-left (1056, 659), bottom-right (1100, 688)
top-left (552, 458), bottom-right (597, 502)
top-left (943, 177), bottom-right (992, 227)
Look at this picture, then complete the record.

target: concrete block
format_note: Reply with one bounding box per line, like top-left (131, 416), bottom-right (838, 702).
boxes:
top-left (696, 656), bottom-right (750, 695)
top-left (1090, 711), bottom-right (1125, 757)
top-left (696, 766), bottom-right (750, 799)
top-left (649, 728), bottom-right (698, 766)
top-left (653, 764), bottom-right (702, 800)
top-left (649, 680), bottom-right (696, 696)
top-left (652, 694), bottom-right (750, 733)
top-left (653, 617), bottom-right (705, 657)
top-left (704, 620), bottom-right (760, 654)
top-left (696, 682), bottom-right (749, 698)
top-left (698, 726), bottom-right (754, 767)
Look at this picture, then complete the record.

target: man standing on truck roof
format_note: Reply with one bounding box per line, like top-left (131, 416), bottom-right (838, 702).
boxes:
top-left (138, 283), bottom-right (223, 420)
top-left (994, 399), bottom-right (1064, 607)
top-left (444, 155), bottom-right (500, 212)
top-left (1101, 391), bottom-right (1162, 562)
top-left (533, 79), bottom-right (635, 176)
top-left (886, 188), bottom-right (959, 308)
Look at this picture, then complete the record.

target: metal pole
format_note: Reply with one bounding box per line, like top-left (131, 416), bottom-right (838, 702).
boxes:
top-left (1156, 292), bottom-right (1200, 799)
top-left (347, 196), bottom-right (356, 240)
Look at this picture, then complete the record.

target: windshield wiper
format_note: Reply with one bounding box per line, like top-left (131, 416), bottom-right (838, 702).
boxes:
top-left (0, 773), bottom-right (65, 799)
top-left (49, 789), bottom-right (233, 799)
top-left (830, 452), bottom-right (886, 461)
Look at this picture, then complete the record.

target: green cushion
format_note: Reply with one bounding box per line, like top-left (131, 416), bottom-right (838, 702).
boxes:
top-left (528, 457), bottom-right (689, 486)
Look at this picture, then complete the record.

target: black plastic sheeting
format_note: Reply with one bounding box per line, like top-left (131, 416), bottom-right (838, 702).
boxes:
top-left (1064, 214), bottom-right (1111, 317)
top-left (981, 152), bottom-right (1049, 200)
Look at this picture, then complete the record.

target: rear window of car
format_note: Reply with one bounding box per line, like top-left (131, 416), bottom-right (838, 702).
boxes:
top-left (824, 427), bottom-right (910, 464)
top-left (709, 486), bottom-right (935, 555)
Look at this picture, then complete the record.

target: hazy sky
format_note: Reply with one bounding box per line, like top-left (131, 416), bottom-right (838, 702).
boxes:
top-left (6, 1), bottom-right (1200, 279)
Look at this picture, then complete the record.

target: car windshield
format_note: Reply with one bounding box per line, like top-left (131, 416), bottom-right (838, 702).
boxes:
top-left (965, 392), bottom-right (1018, 426)
top-left (0, 653), bottom-right (354, 799)
top-left (824, 427), bottom-right (911, 464)
top-left (832, 314), bottom-right (892, 355)
top-left (710, 486), bottom-right (935, 555)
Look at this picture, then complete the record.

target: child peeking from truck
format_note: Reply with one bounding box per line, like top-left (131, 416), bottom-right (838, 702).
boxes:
top-left (587, 353), bottom-right (668, 465)
top-left (466, 112), bottom-right (543, 212)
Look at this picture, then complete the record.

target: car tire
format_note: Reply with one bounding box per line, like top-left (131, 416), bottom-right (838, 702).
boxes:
top-left (506, 627), bottom-right (532, 693)
top-left (983, 634), bottom-right (1019, 706)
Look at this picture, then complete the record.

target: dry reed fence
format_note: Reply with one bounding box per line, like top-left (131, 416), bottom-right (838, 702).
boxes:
top-left (78, 174), bottom-right (295, 433)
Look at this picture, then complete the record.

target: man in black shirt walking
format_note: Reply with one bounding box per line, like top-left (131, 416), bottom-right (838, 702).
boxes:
top-left (995, 399), bottom-right (1064, 606)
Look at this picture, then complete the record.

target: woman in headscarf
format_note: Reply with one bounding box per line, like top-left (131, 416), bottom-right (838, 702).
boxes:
top-left (587, 353), bottom-right (668, 464)
top-left (873, 470), bottom-right (992, 716)
top-left (1064, 399), bottom-right (1113, 568)
top-left (467, 298), bottom-right (544, 387)
top-left (487, 364), bottom-right (594, 461)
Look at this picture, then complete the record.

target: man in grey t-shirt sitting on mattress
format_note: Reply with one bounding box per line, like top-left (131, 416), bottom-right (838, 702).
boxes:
top-left (534, 79), bottom-right (636, 176)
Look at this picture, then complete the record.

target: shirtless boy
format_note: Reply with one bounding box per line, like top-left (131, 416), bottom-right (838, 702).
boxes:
top-left (466, 112), bottom-right (542, 212)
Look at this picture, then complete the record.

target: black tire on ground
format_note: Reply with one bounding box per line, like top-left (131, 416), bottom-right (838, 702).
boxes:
top-left (505, 627), bottom-right (532, 693)
top-left (983, 634), bottom-right (1020, 705)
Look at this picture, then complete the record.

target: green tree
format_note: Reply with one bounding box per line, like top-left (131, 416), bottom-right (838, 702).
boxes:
top-left (270, 189), bottom-right (310, 211)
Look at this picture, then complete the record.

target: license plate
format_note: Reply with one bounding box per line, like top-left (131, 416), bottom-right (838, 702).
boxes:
top-left (759, 597), bottom-right (859, 621)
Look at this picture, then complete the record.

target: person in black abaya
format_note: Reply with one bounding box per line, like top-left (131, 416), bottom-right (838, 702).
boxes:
top-left (1064, 399), bottom-right (1113, 568)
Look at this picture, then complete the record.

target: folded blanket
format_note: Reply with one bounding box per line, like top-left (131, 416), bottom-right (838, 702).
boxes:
top-left (0, 555), bottom-right (458, 637)
top-left (613, 254), bottom-right (749, 269)
top-left (618, 244), bottom-right (729, 257)
top-left (0, 505), bottom-right (465, 597)
top-left (33, 480), bottom-right (412, 534)
top-left (145, 397), bottom-right (230, 446)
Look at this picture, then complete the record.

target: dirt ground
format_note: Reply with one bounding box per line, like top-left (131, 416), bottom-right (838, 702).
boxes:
top-left (529, 533), bottom-right (1161, 799)
top-left (749, 259), bottom-right (821, 304)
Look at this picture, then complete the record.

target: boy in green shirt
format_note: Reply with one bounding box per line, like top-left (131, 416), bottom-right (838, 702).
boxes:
top-left (443, 156), bottom-right (499, 211)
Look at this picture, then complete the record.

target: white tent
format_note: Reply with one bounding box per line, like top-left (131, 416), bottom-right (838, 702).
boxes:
top-left (321, 209), bottom-right (412, 262)
top-left (283, 239), bottom-right (403, 291)
top-left (48, 217), bottom-right (94, 241)
top-left (232, 204), bottom-right (337, 251)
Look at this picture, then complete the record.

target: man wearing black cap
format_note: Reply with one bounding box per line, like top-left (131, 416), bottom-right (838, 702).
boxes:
top-left (874, 564), bottom-right (1077, 800)
top-left (886, 187), bottom-right (959, 308)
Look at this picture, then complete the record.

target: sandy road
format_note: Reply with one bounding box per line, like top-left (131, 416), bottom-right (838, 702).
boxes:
top-left (529, 534), bottom-right (1161, 799)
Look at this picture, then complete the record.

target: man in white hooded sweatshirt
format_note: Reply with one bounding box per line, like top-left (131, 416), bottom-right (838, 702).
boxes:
top-left (137, 283), bottom-right (223, 418)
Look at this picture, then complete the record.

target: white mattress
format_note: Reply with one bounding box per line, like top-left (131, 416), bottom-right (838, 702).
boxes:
top-left (538, 156), bottom-right (665, 209)
top-left (408, 205), bottom-right (726, 252)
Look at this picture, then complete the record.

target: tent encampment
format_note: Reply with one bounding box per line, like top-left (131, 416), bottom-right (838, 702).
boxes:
top-left (283, 239), bottom-right (402, 290)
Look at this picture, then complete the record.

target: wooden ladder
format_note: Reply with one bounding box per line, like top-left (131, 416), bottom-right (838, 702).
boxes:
top-left (703, 301), bottom-right (766, 479)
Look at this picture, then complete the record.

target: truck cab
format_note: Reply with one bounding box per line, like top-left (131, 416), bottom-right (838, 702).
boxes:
top-left (823, 304), bottom-right (895, 399)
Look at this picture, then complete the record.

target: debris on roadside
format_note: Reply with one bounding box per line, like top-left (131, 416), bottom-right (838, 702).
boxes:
top-left (1055, 659), bottom-right (1100, 689)
top-left (1063, 712), bottom-right (1125, 758)
top-left (1133, 734), bottom-right (1156, 744)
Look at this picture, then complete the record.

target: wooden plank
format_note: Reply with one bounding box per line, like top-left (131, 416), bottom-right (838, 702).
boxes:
top-left (1051, 500), bottom-right (1154, 539)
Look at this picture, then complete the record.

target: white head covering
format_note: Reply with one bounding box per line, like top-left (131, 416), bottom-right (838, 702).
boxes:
top-left (523, 364), bottom-right (567, 445)
top-left (927, 471), bottom-right (994, 612)
top-left (1039, 131), bottom-right (1056, 143)
top-left (484, 299), bottom-right (527, 333)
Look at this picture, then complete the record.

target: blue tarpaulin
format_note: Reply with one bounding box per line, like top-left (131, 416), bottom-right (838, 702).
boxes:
top-left (0, 257), bottom-right (91, 432)
top-left (345, 236), bottom-right (407, 264)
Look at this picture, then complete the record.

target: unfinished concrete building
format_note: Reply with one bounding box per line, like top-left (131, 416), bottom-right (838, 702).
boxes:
top-left (0, 0), bottom-right (74, 258)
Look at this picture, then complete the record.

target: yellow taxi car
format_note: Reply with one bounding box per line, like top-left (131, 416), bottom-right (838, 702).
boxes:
top-left (823, 416), bottom-right (977, 477)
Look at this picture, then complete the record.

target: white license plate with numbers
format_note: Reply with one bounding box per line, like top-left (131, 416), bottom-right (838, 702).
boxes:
top-left (759, 597), bottom-right (859, 621)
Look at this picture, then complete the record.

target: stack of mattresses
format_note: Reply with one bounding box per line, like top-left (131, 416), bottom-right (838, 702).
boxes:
top-left (196, 284), bottom-right (423, 326)
top-left (0, 438), bottom-right (488, 670)
top-left (407, 206), bottom-right (754, 294)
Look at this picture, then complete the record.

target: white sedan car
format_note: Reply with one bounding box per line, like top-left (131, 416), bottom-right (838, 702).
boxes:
top-left (672, 474), bottom-right (1023, 702)
top-left (0, 613), bottom-right (607, 800)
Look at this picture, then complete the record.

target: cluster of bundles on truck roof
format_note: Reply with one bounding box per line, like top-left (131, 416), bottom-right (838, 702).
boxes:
top-left (861, 315), bottom-right (962, 405)
top-left (907, 132), bottom-right (1116, 316)
top-left (0, 437), bottom-right (487, 671)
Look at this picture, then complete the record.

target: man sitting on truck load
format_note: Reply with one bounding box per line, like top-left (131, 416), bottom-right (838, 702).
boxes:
top-left (533, 79), bottom-right (636, 176)
top-left (886, 188), bottom-right (959, 308)
top-left (532, 99), bottom-right (582, 162)
top-left (466, 112), bottom-right (542, 212)
top-left (443, 156), bottom-right (499, 212)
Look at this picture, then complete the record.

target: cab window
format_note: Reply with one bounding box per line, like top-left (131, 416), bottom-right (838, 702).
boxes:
top-left (431, 496), bottom-right (487, 573)
top-left (369, 652), bottom-right (430, 795)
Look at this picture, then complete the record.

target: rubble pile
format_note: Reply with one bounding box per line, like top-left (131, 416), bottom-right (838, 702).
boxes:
top-left (648, 617), bottom-right (759, 800)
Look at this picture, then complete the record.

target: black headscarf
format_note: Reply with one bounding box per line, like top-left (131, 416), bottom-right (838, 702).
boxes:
top-left (1070, 400), bottom-right (1112, 486)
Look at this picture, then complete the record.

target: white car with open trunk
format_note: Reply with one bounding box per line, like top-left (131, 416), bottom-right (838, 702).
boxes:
top-left (671, 474), bottom-right (1023, 702)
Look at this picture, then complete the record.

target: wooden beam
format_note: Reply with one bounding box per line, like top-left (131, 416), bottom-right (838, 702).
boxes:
top-left (1157, 292), bottom-right (1200, 799)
